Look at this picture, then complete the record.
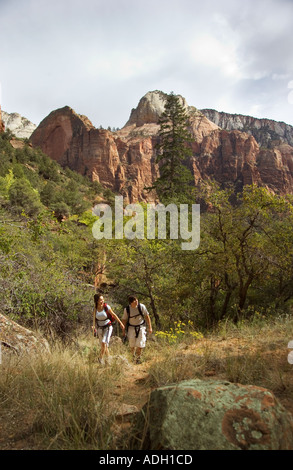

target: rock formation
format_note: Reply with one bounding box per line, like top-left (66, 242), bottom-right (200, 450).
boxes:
top-left (0, 106), bottom-right (5, 133)
top-left (1, 110), bottom-right (37, 139)
top-left (30, 105), bottom-right (160, 202)
top-left (125, 90), bottom-right (190, 127)
top-left (132, 379), bottom-right (293, 450)
top-left (201, 108), bottom-right (293, 148)
top-left (0, 313), bottom-right (50, 359)
top-left (29, 91), bottom-right (293, 202)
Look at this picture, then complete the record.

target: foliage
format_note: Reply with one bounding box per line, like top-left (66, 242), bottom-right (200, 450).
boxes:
top-left (176, 184), bottom-right (293, 326)
top-left (2, 130), bottom-right (293, 338)
top-left (0, 133), bottom-right (114, 338)
top-left (146, 92), bottom-right (193, 203)
top-left (0, 132), bottom-right (108, 219)
top-left (8, 177), bottom-right (43, 216)
top-left (101, 183), bottom-right (293, 331)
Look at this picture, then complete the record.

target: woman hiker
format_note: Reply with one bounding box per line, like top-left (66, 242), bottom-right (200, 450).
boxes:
top-left (92, 293), bottom-right (125, 364)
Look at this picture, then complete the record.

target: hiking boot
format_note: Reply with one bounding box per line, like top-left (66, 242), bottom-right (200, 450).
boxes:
top-left (135, 356), bottom-right (142, 364)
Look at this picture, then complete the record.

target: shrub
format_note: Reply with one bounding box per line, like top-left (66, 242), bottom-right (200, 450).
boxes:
top-left (8, 178), bottom-right (43, 216)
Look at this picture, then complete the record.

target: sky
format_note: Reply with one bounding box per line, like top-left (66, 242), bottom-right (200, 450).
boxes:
top-left (1, 0), bottom-right (293, 129)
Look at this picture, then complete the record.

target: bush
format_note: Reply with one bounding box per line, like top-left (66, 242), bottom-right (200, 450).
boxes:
top-left (8, 178), bottom-right (43, 216)
top-left (39, 156), bottom-right (60, 182)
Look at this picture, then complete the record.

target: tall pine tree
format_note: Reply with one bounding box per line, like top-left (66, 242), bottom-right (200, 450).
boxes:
top-left (150, 92), bottom-right (194, 204)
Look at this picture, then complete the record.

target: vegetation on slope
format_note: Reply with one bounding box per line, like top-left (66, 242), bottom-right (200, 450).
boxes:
top-left (2, 129), bottom-right (293, 336)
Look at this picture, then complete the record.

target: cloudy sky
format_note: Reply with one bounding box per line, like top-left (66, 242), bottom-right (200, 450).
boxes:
top-left (1, 0), bottom-right (293, 129)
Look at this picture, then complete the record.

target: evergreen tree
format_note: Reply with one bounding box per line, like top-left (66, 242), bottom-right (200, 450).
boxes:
top-left (149, 92), bottom-right (194, 203)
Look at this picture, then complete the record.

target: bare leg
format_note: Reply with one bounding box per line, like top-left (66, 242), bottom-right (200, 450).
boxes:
top-left (135, 347), bottom-right (143, 363)
top-left (130, 346), bottom-right (143, 363)
top-left (99, 342), bottom-right (108, 362)
top-left (135, 347), bottom-right (142, 358)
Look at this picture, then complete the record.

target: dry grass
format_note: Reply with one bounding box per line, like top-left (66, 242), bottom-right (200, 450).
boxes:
top-left (146, 314), bottom-right (293, 412)
top-left (1, 314), bottom-right (293, 449)
top-left (0, 338), bottom-right (125, 450)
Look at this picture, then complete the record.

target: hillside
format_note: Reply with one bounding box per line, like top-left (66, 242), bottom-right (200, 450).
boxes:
top-left (0, 130), bottom-right (117, 337)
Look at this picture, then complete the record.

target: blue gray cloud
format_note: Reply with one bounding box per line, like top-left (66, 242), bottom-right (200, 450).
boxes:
top-left (1, 0), bottom-right (293, 128)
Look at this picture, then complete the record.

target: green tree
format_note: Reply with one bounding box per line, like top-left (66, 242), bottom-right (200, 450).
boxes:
top-left (105, 238), bottom-right (177, 328)
top-left (148, 92), bottom-right (193, 203)
top-left (178, 184), bottom-right (293, 326)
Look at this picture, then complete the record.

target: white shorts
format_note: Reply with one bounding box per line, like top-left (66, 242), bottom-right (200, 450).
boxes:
top-left (127, 325), bottom-right (147, 348)
top-left (97, 325), bottom-right (113, 346)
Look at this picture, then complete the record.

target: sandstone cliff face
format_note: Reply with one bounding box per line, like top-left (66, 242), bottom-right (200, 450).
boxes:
top-left (29, 91), bottom-right (293, 202)
top-left (2, 110), bottom-right (36, 139)
top-left (201, 108), bottom-right (293, 148)
top-left (192, 129), bottom-right (260, 189)
top-left (30, 105), bottom-right (159, 202)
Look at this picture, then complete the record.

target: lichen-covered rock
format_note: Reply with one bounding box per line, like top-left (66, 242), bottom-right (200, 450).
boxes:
top-left (132, 379), bottom-right (293, 450)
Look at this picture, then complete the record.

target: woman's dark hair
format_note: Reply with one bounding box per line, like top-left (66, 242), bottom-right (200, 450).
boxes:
top-left (94, 293), bottom-right (103, 308)
top-left (128, 295), bottom-right (137, 304)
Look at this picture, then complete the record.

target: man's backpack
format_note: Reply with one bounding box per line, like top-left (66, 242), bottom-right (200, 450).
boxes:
top-left (125, 303), bottom-right (145, 337)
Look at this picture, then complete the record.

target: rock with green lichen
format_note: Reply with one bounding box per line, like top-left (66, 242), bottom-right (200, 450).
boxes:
top-left (132, 379), bottom-right (293, 450)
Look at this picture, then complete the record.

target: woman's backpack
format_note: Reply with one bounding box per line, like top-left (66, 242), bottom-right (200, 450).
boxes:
top-left (104, 303), bottom-right (116, 325)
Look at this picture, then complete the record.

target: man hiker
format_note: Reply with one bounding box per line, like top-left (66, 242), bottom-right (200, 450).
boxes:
top-left (122, 295), bottom-right (152, 364)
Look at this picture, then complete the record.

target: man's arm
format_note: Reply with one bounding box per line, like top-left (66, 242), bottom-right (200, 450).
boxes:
top-left (146, 314), bottom-right (152, 334)
top-left (92, 308), bottom-right (96, 335)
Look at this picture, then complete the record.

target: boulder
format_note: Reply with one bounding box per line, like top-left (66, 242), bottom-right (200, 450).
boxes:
top-left (132, 379), bottom-right (293, 450)
top-left (0, 313), bottom-right (50, 359)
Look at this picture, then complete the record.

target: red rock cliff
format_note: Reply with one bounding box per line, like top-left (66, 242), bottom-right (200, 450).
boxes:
top-left (29, 92), bottom-right (293, 202)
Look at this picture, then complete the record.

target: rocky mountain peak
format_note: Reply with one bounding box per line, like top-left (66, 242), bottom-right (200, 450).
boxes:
top-left (2, 110), bottom-right (36, 138)
top-left (30, 105), bottom-right (95, 165)
top-left (124, 90), bottom-right (191, 127)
